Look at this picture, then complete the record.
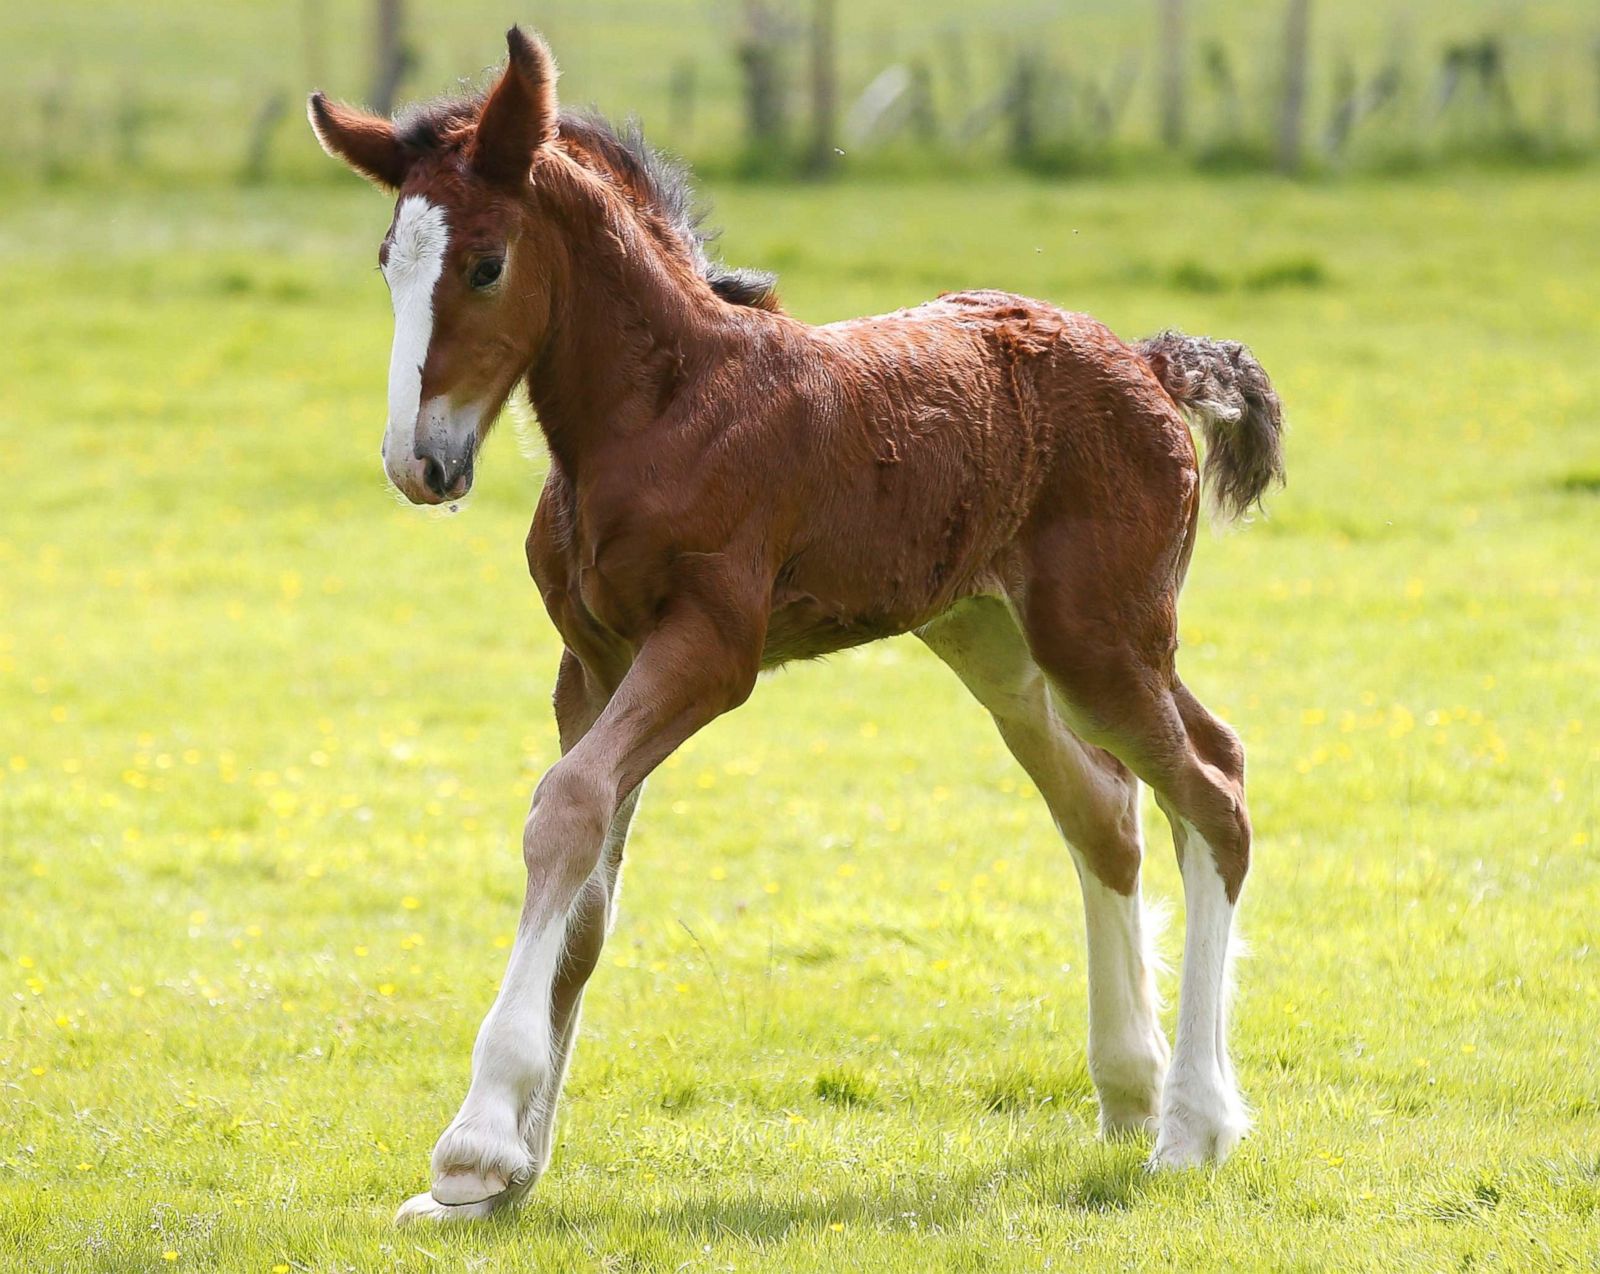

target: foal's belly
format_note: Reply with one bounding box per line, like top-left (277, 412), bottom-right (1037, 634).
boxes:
top-left (760, 565), bottom-right (1000, 668)
top-left (758, 447), bottom-right (1023, 668)
top-left (759, 599), bottom-right (907, 667)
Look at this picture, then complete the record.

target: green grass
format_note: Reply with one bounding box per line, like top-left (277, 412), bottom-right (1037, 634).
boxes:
top-left (3, 168), bottom-right (1600, 1270)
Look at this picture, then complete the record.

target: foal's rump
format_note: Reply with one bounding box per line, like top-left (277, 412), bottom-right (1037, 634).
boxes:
top-left (845, 292), bottom-right (1286, 526)
top-left (767, 292), bottom-right (1284, 648)
top-left (821, 290), bottom-right (1283, 510)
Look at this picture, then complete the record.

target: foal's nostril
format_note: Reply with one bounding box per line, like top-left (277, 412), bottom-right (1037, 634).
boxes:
top-left (421, 454), bottom-right (449, 496)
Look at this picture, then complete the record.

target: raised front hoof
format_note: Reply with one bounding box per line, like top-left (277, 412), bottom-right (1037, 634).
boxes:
top-left (394, 1189), bottom-right (507, 1226)
top-left (1146, 1102), bottom-right (1249, 1171)
top-left (430, 1165), bottom-right (511, 1205)
top-left (428, 1111), bottom-right (535, 1205)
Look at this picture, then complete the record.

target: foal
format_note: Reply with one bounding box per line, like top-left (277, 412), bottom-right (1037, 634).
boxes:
top-left (310, 27), bottom-right (1285, 1224)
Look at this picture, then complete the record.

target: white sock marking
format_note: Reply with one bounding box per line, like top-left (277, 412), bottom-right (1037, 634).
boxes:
top-left (1155, 823), bottom-right (1248, 1165)
top-left (1073, 853), bottom-right (1170, 1131)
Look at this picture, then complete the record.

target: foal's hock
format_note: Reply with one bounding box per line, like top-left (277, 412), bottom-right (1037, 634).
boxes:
top-left (309, 26), bottom-right (1286, 1224)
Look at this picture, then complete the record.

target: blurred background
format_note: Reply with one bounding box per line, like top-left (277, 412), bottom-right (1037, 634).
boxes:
top-left (3, 3), bottom-right (1598, 1270)
top-left (5, 0), bottom-right (1599, 185)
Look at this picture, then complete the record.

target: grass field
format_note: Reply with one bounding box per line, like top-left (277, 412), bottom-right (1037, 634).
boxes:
top-left (3, 166), bottom-right (1600, 1270)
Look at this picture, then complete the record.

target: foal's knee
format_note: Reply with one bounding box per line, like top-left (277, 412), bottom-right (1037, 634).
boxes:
top-left (523, 759), bottom-right (614, 894)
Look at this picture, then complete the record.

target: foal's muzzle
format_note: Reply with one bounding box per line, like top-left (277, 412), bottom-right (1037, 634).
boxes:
top-left (384, 437), bottom-right (474, 505)
top-left (416, 441), bottom-right (474, 501)
top-left (382, 399), bottom-right (482, 505)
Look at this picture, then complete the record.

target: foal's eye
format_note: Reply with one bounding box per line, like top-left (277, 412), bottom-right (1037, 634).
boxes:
top-left (469, 258), bottom-right (504, 290)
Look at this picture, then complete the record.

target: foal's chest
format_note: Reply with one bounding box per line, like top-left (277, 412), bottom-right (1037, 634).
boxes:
top-left (526, 466), bottom-right (683, 653)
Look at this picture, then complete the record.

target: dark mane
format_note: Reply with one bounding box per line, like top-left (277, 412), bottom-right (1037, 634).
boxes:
top-left (394, 94), bottom-right (779, 310)
top-left (555, 111), bottom-right (779, 310)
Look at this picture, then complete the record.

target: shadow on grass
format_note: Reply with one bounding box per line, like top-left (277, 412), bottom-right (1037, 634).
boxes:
top-left (520, 1140), bottom-right (1159, 1245)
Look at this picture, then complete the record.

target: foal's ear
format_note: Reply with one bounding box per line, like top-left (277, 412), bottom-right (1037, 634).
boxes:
top-left (470, 27), bottom-right (559, 187)
top-left (307, 93), bottom-right (409, 190)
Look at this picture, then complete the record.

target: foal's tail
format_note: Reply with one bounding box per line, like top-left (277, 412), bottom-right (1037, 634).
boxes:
top-left (1135, 330), bottom-right (1286, 524)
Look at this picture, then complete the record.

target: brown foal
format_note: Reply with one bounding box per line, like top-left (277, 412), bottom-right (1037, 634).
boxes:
top-left (310, 27), bottom-right (1286, 1224)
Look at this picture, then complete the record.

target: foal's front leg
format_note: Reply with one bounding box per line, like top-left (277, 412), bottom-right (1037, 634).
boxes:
top-left (395, 615), bottom-right (757, 1223)
top-left (396, 799), bottom-right (638, 1225)
top-left (510, 655), bottom-right (639, 1193)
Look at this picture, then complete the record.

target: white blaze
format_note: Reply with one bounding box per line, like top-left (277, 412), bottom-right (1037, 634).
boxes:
top-left (382, 196), bottom-right (449, 467)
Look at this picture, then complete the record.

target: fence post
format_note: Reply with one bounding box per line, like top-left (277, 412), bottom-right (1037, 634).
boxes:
top-left (39, 70), bottom-right (72, 182)
top-left (241, 91), bottom-right (289, 184)
top-left (1594, 38), bottom-right (1600, 134)
top-left (1159, 0), bottom-right (1187, 148)
top-left (302, 0), bottom-right (326, 92)
top-left (370, 0), bottom-right (411, 117)
top-left (806, 0), bottom-right (840, 174)
top-left (668, 59), bottom-right (698, 144)
top-left (909, 58), bottom-right (938, 144)
top-left (1277, 0), bottom-right (1312, 173)
top-left (737, 0), bottom-right (787, 155)
top-left (1006, 50), bottom-right (1041, 162)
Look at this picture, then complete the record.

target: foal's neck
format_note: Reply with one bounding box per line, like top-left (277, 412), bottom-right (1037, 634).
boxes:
top-left (526, 191), bottom-right (733, 472)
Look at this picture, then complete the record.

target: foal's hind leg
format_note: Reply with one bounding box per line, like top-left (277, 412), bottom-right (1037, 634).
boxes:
top-left (919, 598), bottom-right (1170, 1136)
top-left (1015, 576), bottom-right (1252, 1169)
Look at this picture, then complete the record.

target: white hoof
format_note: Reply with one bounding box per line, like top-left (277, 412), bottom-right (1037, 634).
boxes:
top-left (1148, 1089), bottom-right (1249, 1170)
top-left (394, 1190), bottom-right (504, 1226)
top-left (429, 1108), bottom-right (534, 1204)
top-left (431, 1166), bottom-right (510, 1205)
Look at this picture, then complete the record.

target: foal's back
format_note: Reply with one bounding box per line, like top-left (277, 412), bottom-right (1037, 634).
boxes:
top-left (756, 290), bottom-right (1199, 661)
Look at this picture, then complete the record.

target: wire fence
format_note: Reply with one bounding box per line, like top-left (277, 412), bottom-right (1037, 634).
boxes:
top-left (4, 0), bottom-right (1598, 185)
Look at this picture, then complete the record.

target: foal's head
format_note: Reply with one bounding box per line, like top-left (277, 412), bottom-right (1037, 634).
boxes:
top-left (309, 29), bottom-right (564, 505)
top-left (311, 27), bottom-right (778, 504)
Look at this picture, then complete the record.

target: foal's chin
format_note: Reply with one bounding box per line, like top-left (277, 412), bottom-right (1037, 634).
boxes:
top-left (387, 478), bottom-right (474, 510)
